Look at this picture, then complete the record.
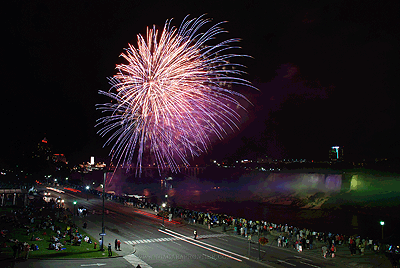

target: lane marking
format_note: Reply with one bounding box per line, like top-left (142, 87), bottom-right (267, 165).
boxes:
top-left (124, 254), bottom-right (152, 268)
top-left (299, 261), bottom-right (321, 268)
top-left (278, 259), bottom-right (296, 266)
top-left (171, 241), bottom-right (182, 246)
top-left (163, 228), bottom-right (249, 261)
top-left (251, 247), bottom-right (266, 252)
top-left (294, 256), bottom-right (313, 262)
top-left (203, 253), bottom-right (217, 260)
top-left (158, 229), bottom-right (243, 262)
top-left (125, 237), bottom-right (182, 245)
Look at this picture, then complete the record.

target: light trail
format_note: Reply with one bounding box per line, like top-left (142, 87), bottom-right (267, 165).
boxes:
top-left (158, 228), bottom-right (244, 262)
top-left (162, 228), bottom-right (250, 261)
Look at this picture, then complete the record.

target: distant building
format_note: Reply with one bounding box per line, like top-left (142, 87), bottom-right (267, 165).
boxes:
top-left (329, 146), bottom-right (344, 162)
top-left (34, 137), bottom-right (52, 161)
top-left (52, 153), bottom-right (67, 164)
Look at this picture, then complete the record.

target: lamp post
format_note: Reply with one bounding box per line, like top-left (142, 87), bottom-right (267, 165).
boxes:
top-left (86, 185), bottom-right (90, 201)
top-left (165, 194), bottom-right (169, 222)
top-left (100, 172), bottom-right (106, 251)
top-left (73, 201), bottom-right (77, 225)
top-left (162, 203), bottom-right (166, 228)
top-left (380, 221), bottom-right (385, 240)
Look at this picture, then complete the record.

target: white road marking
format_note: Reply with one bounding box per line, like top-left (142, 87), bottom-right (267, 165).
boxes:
top-left (144, 229), bottom-right (153, 234)
top-left (294, 256), bottom-right (313, 262)
top-left (124, 254), bottom-right (152, 268)
top-left (278, 259), bottom-right (296, 266)
top-left (299, 261), bottom-right (321, 268)
top-left (80, 264), bottom-right (106, 267)
top-left (203, 253), bottom-right (217, 260)
top-left (162, 229), bottom-right (250, 261)
top-left (171, 241), bottom-right (182, 246)
top-left (124, 233), bottom-right (229, 246)
top-left (164, 229), bottom-right (248, 260)
top-left (251, 247), bottom-right (266, 252)
top-left (158, 229), bottom-right (244, 262)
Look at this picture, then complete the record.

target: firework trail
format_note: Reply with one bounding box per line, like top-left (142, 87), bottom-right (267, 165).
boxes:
top-left (96, 15), bottom-right (255, 175)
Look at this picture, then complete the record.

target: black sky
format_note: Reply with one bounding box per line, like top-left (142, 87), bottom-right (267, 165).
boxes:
top-left (3, 0), bottom-right (399, 167)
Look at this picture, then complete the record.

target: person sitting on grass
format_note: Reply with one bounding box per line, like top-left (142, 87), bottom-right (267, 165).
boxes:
top-left (31, 235), bottom-right (43, 241)
top-left (55, 242), bottom-right (63, 251)
top-left (1, 230), bottom-right (7, 237)
top-left (73, 236), bottom-right (81, 246)
top-left (31, 243), bottom-right (39, 251)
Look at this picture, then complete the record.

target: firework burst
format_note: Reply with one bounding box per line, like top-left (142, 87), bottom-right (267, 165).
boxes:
top-left (96, 15), bottom-right (255, 175)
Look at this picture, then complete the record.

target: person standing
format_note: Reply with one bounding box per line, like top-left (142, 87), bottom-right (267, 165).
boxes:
top-left (194, 229), bottom-right (198, 240)
top-left (108, 243), bottom-right (112, 257)
top-left (12, 240), bottom-right (18, 259)
top-left (322, 244), bottom-right (328, 258)
top-left (349, 237), bottom-right (356, 256)
top-left (24, 242), bottom-right (30, 260)
top-left (330, 243), bottom-right (336, 258)
top-left (115, 239), bottom-right (118, 250)
top-left (117, 240), bottom-right (121, 251)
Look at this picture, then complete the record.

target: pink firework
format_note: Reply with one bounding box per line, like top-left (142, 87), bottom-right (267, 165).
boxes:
top-left (96, 15), bottom-right (255, 175)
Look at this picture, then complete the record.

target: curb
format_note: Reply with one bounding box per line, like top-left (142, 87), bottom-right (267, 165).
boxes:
top-left (173, 219), bottom-right (387, 268)
top-left (0, 247), bottom-right (135, 261)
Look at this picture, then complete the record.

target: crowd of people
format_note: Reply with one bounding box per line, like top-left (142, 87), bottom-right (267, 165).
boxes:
top-left (0, 193), bottom-right (93, 260)
top-left (125, 198), bottom-right (393, 260)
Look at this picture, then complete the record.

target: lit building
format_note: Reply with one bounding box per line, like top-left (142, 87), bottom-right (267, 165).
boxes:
top-left (34, 137), bottom-right (52, 161)
top-left (329, 146), bottom-right (344, 162)
top-left (52, 154), bottom-right (67, 164)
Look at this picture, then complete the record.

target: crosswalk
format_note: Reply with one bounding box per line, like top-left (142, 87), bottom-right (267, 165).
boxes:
top-left (124, 233), bottom-right (229, 245)
top-left (124, 254), bottom-right (153, 268)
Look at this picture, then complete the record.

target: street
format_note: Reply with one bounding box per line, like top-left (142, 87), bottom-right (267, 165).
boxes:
top-left (5, 187), bottom-right (339, 268)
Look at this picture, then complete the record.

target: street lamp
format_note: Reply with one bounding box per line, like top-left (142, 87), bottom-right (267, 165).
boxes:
top-left (86, 185), bottom-right (90, 200)
top-left (162, 203), bottom-right (166, 228)
top-left (380, 221), bottom-right (385, 240)
top-left (100, 171), bottom-right (106, 251)
top-left (73, 201), bottom-right (77, 225)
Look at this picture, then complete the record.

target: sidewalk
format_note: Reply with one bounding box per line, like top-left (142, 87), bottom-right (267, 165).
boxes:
top-left (134, 206), bottom-right (393, 267)
top-left (74, 212), bottom-right (135, 258)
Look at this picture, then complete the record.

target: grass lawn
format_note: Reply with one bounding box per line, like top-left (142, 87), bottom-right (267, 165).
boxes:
top-left (1, 207), bottom-right (117, 259)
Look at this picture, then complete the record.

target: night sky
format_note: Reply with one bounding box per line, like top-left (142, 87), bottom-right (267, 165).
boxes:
top-left (3, 0), bottom-right (399, 167)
